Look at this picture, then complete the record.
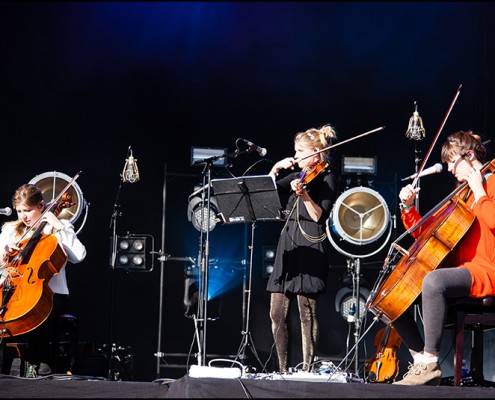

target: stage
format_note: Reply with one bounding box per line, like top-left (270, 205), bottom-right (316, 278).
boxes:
top-left (2, 373), bottom-right (495, 398)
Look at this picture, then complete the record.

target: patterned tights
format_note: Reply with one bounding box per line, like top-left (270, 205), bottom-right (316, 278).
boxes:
top-left (269, 292), bottom-right (319, 372)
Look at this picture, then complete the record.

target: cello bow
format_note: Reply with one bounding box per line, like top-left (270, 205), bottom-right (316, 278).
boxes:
top-left (410, 84), bottom-right (462, 189)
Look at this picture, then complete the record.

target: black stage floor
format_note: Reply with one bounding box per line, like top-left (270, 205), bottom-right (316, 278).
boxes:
top-left (2, 373), bottom-right (495, 398)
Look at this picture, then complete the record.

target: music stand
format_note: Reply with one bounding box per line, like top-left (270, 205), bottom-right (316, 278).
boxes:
top-left (211, 175), bottom-right (282, 224)
top-left (211, 175), bottom-right (282, 368)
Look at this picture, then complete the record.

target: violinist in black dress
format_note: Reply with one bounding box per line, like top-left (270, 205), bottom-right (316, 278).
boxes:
top-left (267, 124), bottom-right (338, 372)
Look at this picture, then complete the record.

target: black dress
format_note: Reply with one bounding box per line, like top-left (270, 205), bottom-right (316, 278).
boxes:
top-left (266, 169), bottom-right (337, 294)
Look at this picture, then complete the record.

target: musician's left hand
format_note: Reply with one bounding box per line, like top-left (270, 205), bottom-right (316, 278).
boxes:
top-left (466, 166), bottom-right (486, 202)
top-left (42, 211), bottom-right (65, 231)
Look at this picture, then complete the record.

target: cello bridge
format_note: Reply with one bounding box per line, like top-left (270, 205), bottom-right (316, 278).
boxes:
top-left (392, 243), bottom-right (410, 257)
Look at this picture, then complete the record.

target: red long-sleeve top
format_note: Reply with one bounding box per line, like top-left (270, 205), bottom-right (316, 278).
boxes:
top-left (401, 173), bottom-right (495, 297)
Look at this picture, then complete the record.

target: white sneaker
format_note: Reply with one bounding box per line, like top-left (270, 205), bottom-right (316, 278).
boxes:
top-left (38, 362), bottom-right (52, 376)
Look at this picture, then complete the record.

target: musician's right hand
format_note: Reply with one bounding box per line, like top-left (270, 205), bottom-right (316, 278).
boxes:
top-left (399, 184), bottom-right (420, 208)
top-left (2, 242), bottom-right (19, 262)
top-left (270, 157), bottom-right (296, 177)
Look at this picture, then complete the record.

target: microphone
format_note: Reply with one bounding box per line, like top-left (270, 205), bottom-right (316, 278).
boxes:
top-left (0, 207), bottom-right (12, 216)
top-left (121, 146), bottom-right (140, 183)
top-left (405, 101), bottom-right (426, 141)
top-left (242, 139), bottom-right (267, 156)
top-left (402, 163), bottom-right (443, 181)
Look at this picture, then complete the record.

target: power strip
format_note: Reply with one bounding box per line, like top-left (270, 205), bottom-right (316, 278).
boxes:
top-left (188, 365), bottom-right (242, 379)
top-left (273, 371), bottom-right (349, 383)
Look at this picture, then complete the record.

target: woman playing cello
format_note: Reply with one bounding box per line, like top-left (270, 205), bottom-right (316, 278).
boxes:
top-left (392, 131), bottom-right (495, 385)
top-left (0, 184), bottom-right (86, 378)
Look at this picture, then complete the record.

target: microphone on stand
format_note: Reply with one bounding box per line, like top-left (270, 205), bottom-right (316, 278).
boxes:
top-left (405, 101), bottom-right (426, 141)
top-left (241, 139), bottom-right (268, 156)
top-left (121, 146), bottom-right (140, 183)
top-left (0, 207), bottom-right (12, 216)
top-left (402, 163), bottom-right (443, 181)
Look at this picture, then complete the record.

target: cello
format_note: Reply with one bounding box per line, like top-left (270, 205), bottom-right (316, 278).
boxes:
top-left (0, 174), bottom-right (80, 337)
top-left (367, 158), bottom-right (495, 323)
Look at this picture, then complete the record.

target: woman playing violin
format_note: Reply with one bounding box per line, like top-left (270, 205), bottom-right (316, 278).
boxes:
top-left (267, 124), bottom-right (338, 372)
top-left (392, 131), bottom-right (495, 385)
top-left (0, 184), bottom-right (86, 378)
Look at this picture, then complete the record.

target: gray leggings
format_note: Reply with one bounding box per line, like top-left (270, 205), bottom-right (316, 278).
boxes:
top-left (392, 267), bottom-right (472, 355)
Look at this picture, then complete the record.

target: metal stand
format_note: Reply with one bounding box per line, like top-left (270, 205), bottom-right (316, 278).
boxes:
top-left (413, 139), bottom-right (422, 323)
top-left (235, 220), bottom-right (263, 368)
top-left (107, 179), bottom-right (123, 381)
top-left (347, 258), bottom-right (362, 376)
top-left (414, 143), bottom-right (422, 211)
top-left (194, 161), bottom-right (217, 366)
top-left (210, 174), bottom-right (282, 369)
top-left (153, 163), bottom-right (201, 377)
top-left (154, 162), bottom-right (169, 378)
top-left (326, 185), bottom-right (394, 378)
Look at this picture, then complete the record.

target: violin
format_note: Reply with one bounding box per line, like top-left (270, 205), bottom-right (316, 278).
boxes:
top-left (298, 160), bottom-right (328, 190)
top-left (365, 323), bottom-right (402, 383)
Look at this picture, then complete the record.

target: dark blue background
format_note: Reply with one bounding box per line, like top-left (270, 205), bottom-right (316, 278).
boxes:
top-left (1, 2), bottom-right (494, 381)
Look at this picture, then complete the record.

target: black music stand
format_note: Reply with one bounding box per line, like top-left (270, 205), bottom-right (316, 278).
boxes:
top-left (211, 175), bottom-right (282, 224)
top-left (211, 175), bottom-right (282, 368)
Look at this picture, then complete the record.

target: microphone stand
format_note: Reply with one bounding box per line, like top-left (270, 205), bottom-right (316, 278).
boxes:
top-left (191, 146), bottom-right (259, 366)
top-left (192, 153), bottom-right (226, 366)
top-left (107, 149), bottom-right (139, 380)
top-left (414, 143), bottom-right (422, 212)
top-left (406, 102), bottom-right (425, 322)
top-left (353, 258), bottom-right (362, 377)
top-left (108, 179), bottom-right (123, 380)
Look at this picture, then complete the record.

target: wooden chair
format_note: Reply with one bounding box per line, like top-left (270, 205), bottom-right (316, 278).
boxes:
top-left (444, 296), bottom-right (495, 387)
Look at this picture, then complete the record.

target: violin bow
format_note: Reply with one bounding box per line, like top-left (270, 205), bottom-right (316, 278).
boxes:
top-left (410, 84), bottom-right (462, 189)
top-left (295, 126), bottom-right (386, 162)
top-left (372, 86), bottom-right (464, 283)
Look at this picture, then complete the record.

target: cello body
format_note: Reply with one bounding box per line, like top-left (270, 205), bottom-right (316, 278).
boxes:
top-left (367, 197), bottom-right (474, 323)
top-left (0, 234), bottom-right (67, 337)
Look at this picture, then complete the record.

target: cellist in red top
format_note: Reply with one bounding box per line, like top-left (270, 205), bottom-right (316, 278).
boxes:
top-left (392, 131), bottom-right (495, 385)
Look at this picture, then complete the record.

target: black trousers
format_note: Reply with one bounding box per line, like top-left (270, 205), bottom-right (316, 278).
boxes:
top-left (19, 293), bottom-right (69, 367)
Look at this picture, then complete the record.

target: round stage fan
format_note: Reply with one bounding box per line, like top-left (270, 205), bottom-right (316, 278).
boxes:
top-left (29, 171), bottom-right (88, 233)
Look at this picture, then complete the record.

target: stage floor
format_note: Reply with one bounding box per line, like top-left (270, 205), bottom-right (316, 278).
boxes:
top-left (2, 373), bottom-right (495, 398)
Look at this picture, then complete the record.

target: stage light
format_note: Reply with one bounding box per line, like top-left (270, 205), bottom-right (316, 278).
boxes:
top-left (330, 186), bottom-right (390, 247)
top-left (183, 263), bottom-right (225, 320)
top-left (335, 287), bottom-right (370, 322)
top-left (29, 170), bottom-right (89, 234)
top-left (262, 246), bottom-right (276, 277)
top-left (191, 146), bottom-right (227, 167)
top-left (187, 186), bottom-right (219, 232)
top-left (341, 156), bottom-right (377, 175)
top-left (111, 234), bottom-right (154, 271)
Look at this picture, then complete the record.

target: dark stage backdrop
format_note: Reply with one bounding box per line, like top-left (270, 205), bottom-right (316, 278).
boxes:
top-left (1, 2), bottom-right (495, 382)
